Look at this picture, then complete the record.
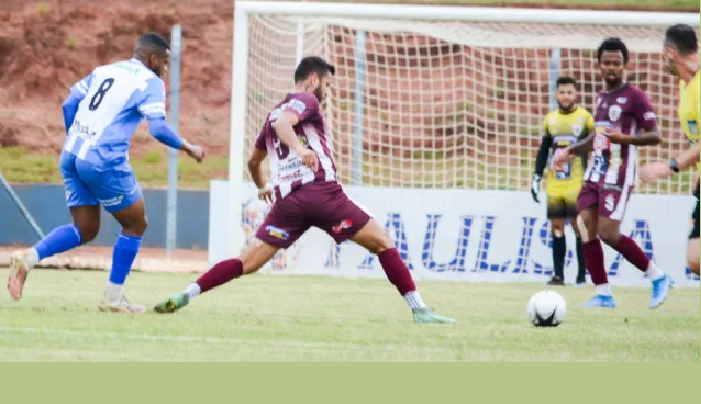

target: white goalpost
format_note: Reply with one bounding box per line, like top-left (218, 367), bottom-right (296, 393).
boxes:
top-left (213, 1), bottom-right (700, 287)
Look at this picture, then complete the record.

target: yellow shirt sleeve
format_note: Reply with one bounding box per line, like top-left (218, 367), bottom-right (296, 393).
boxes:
top-left (694, 77), bottom-right (700, 134)
top-left (585, 112), bottom-right (595, 136)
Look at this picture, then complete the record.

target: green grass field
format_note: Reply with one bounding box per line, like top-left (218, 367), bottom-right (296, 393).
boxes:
top-left (0, 269), bottom-right (697, 361)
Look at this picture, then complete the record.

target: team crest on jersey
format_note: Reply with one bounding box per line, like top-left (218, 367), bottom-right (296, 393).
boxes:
top-left (608, 105), bottom-right (622, 122)
top-left (572, 124), bottom-right (582, 137)
top-left (593, 133), bottom-right (610, 151)
top-left (288, 99), bottom-right (306, 114)
top-left (616, 97), bottom-right (627, 104)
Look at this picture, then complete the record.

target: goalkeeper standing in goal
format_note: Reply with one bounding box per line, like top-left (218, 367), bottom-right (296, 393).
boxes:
top-left (531, 77), bottom-right (592, 286)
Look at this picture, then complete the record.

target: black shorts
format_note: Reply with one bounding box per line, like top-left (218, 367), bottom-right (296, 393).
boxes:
top-left (690, 182), bottom-right (700, 240)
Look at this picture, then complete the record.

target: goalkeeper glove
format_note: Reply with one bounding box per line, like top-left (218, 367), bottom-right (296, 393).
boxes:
top-left (531, 175), bottom-right (541, 203)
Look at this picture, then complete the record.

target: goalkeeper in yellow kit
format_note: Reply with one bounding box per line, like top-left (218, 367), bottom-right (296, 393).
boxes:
top-left (532, 76), bottom-right (593, 285)
top-left (641, 24), bottom-right (700, 275)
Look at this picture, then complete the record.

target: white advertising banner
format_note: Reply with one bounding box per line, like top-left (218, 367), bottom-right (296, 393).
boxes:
top-left (209, 180), bottom-right (699, 288)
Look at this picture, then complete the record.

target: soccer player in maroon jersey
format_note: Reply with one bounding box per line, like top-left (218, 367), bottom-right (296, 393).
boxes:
top-left (154, 56), bottom-right (455, 324)
top-left (553, 38), bottom-right (673, 308)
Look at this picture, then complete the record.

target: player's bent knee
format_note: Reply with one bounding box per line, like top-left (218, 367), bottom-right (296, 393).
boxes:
top-left (77, 224), bottom-right (100, 244)
top-left (550, 220), bottom-right (566, 237)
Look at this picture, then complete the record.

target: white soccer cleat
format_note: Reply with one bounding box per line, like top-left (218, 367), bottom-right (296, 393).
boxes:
top-left (98, 293), bottom-right (146, 314)
top-left (7, 249), bottom-right (34, 300)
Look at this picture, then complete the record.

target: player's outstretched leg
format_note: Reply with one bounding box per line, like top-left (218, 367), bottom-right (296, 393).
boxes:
top-left (598, 217), bottom-right (673, 309)
top-left (100, 199), bottom-right (148, 314)
top-left (154, 239), bottom-right (279, 313)
top-left (7, 205), bottom-right (99, 300)
top-left (351, 219), bottom-right (456, 324)
top-left (576, 210), bottom-right (616, 308)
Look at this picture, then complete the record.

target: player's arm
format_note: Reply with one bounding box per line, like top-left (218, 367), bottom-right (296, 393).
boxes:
top-left (139, 78), bottom-right (203, 161)
top-left (533, 132), bottom-right (552, 178)
top-left (249, 132), bottom-right (269, 189)
top-left (63, 72), bottom-right (93, 133)
top-left (249, 132), bottom-right (272, 202)
top-left (612, 91), bottom-right (661, 146)
top-left (530, 125), bottom-right (551, 203)
top-left (271, 96), bottom-right (319, 171)
top-left (271, 111), bottom-right (306, 154)
top-left (672, 143), bottom-right (700, 171)
top-left (564, 133), bottom-right (595, 156)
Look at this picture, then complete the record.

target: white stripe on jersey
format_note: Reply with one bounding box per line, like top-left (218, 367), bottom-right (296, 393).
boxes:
top-left (604, 144), bottom-right (621, 184)
top-left (76, 80), bottom-right (89, 95)
top-left (610, 144), bottom-right (636, 221)
top-left (303, 124), bottom-right (336, 182)
top-left (139, 102), bottom-right (166, 117)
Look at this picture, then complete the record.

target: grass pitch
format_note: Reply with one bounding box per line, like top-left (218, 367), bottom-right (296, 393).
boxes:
top-left (0, 269), bottom-right (698, 362)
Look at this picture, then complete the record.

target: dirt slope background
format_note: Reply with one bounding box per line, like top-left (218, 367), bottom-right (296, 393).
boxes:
top-left (0, 0), bottom-right (233, 157)
top-left (0, 0), bottom-right (698, 188)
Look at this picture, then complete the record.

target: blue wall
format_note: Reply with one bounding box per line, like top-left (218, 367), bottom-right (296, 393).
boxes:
top-left (0, 184), bottom-right (209, 249)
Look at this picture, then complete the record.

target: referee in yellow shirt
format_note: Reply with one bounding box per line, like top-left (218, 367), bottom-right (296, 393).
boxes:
top-left (641, 24), bottom-right (700, 275)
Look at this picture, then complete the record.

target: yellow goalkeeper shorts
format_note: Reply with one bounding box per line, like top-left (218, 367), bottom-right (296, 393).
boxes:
top-left (545, 178), bottom-right (581, 219)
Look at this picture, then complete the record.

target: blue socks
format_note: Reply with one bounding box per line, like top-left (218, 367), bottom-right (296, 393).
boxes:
top-left (34, 224), bottom-right (82, 261)
top-left (109, 234), bottom-right (142, 285)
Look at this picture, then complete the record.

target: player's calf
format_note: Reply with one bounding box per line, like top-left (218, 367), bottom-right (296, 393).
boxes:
top-left (350, 218), bottom-right (456, 324)
top-left (154, 240), bottom-right (278, 313)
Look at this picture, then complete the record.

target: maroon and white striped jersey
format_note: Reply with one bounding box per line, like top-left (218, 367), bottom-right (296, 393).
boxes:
top-left (255, 92), bottom-right (337, 199)
top-left (585, 82), bottom-right (657, 187)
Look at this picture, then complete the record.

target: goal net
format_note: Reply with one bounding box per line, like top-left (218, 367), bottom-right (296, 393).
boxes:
top-left (225, 2), bottom-right (700, 275)
top-left (243, 11), bottom-right (697, 196)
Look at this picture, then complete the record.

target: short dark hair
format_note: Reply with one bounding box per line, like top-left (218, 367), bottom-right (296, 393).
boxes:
top-left (665, 23), bottom-right (699, 56)
top-left (294, 56), bottom-right (335, 83)
top-left (135, 32), bottom-right (170, 54)
top-left (556, 76), bottom-right (577, 88)
top-left (597, 37), bottom-right (628, 63)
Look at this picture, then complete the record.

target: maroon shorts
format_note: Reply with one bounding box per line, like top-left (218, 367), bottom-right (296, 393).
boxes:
top-left (576, 180), bottom-right (633, 221)
top-left (255, 181), bottom-right (373, 249)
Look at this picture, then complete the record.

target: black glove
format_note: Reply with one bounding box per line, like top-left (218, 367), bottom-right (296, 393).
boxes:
top-left (531, 174), bottom-right (541, 203)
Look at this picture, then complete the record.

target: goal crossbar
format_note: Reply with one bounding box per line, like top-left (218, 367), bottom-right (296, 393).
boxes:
top-left (236, 1), bottom-right (700, 26)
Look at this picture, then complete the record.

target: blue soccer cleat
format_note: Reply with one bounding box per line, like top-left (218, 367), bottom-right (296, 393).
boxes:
top-left (581, 294), bottom-right (617, 308)
top-left (650, 274), bottom-right (673, 309)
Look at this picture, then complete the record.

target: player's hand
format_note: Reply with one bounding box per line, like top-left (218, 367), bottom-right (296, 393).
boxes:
top-left (185, 144), bottom-right (205, 163)
top-left (530, 175), bottom-right (541, 203)
top-left (297, 147), bottom-right (319, 172)
top-left (640, 162), bottom-right (673, 183)
top-left (552, 148), bottom-right (570, 170)
top-left (604, 128), bottom-right (627, 144)
top-left (257, 183), bottom-right (274, 203)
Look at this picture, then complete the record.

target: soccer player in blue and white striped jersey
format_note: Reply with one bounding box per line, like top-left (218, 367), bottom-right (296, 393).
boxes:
top-left (7, 33), bottom-right (204, 313)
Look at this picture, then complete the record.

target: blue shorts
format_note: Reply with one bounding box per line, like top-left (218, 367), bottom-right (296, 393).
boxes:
top-left (60, 153), bottom-right (143, 213)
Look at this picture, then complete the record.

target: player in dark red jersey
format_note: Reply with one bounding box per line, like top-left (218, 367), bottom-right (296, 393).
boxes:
top-left (154, 56), bottom-right (455, 324)
top-left (553, 38), bottom-right (673, 309)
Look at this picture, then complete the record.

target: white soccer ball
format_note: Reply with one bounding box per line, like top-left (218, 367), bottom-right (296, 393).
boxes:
top-left (527, 290), bottom-right (567, 327)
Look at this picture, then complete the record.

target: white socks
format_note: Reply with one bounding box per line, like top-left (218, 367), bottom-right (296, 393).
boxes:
top-left (646, 261), bottom-right (665, 281)
top-left (595, 283), bottom-right (612, 296)
top-left (403, 291), bottom-right (426, 309)
top-left (185, 283), bottom-right (201, 299)
top-left (26, 248), bottom-right (39, 269)
top-left (105, 282), bottom-right (123, 301)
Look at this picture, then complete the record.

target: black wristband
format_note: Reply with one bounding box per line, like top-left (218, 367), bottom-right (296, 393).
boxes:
top-left (669, 158), bottom-right (680, 173)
